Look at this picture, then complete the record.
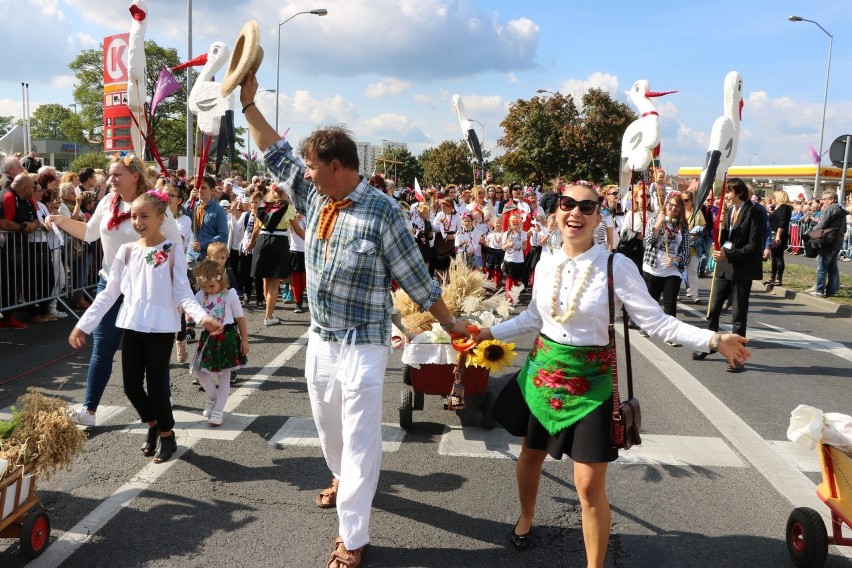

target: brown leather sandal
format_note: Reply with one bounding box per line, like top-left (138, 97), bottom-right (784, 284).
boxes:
top-left (327, 536), bottom-right (363, 568)
top-left (315, 478), bottom-right (339, 509)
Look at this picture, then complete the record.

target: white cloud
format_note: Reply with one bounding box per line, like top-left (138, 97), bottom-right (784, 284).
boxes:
top-left (355, 113), bottom-right (430, 143)
top-left (559, 72), bottom-right (620, 102)
top-left (506, 72), bottom-right (520, 84)
top-left (267, 90), bottom-right (358, 126)
top-left (51, 75), bottom-right (77, 90)
top-left (412, 94), bottom-right (436, 108)
top-left (75, 32), bottom-right (97, 47)
top-left (458, 94), bottom-right (505, 114)
top-left (365, 77), bottom-right (411, 99)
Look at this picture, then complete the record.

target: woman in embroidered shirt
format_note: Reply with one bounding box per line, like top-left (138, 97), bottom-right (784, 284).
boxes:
top-left (432, 197), bottom-right (459, 278)
top-left (192, 260), bottom-right (249, 426)
top-left (640, 194), bottom-right (691, 344)
top-left (69, 191), bottom-right (220, 462)
top-left (45, 154), bottom-right (183, 429)
top-left (475, 182), bottom-right (750, 567)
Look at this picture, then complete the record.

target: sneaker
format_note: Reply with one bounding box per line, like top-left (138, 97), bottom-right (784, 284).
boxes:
top-left (208, 410), bottom-right (224, 426)
top-left (255, 300), bottom-right (266, 310)
top-left (69, 406), bottom-right (96, 427)
top-left (230, 370), bottom-right (238, 384)
top-left (808, 290), bottom-right (827, 298)
top-left (638, 330), bottom-right (649, 338)
top-left (293, 306), bottom-right (305, 314)
top-left (202, 398), bottom-right (216, 418)
top-left (264, 317), bottom-right (280, 326)
top-left (49, 309), bottom-right (68, 319)
top-left (0, 316), bottom-right (27, 330)
top-left (665, 340), bottom-right (682, 347)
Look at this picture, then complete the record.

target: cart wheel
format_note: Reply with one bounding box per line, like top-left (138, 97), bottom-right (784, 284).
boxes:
top-left (402, 365), bottom-right (412, 386)
top-left (786, 507), bottom-right (828, 568)
top-left (481, 390), bottom-right (496, 430)
top-left (399, 389), bottom-right (414, 430)
top-left (413, 391), bottom-right (425, 411)
top-left (20, 509), bottom-right (50, 558)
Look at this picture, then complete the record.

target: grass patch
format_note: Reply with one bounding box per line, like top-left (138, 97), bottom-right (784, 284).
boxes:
top-left (772, 263), bottom-right (852, 307)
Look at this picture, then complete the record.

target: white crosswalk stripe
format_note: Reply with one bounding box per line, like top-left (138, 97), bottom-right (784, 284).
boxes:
top-left (268, 417), bottom-right (406, 452)
top-left (125, 409), bottom-right (258, 441)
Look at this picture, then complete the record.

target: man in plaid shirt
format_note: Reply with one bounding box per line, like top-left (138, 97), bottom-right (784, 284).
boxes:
top-left (240, 72), bottom-right (469, 567)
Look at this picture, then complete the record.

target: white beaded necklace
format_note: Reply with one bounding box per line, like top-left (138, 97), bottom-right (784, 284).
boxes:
top-left (551, 259), bottom-right (595, 323)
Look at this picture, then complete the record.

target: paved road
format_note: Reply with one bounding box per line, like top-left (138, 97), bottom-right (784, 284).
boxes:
top-left (1, 284), bottom-right (851, 567)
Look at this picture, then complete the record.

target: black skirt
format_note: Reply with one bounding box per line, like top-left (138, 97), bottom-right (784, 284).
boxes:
top-left (493, 373), bottom-right (618, 463)
top-left (251, 233), bottom-right (290, 279)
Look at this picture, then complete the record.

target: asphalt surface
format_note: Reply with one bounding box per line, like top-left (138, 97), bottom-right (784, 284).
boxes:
top-left (1, 278), bottom-right (851, 568)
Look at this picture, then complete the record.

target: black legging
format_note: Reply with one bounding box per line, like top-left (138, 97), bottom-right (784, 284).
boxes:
top-left (122, 330), bottom-right (175, 432)
top-left (770, 245), bottom-right (785, 284)
top-left (643, 273), bottom-right (682, 317)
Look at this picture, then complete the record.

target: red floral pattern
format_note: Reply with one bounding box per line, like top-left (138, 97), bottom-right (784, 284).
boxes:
top-left (548, 398), bottom-right (563, 410)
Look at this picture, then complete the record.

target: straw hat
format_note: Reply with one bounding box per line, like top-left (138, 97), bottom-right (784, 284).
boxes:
top-left (221, 20), bottom-right (264, 97)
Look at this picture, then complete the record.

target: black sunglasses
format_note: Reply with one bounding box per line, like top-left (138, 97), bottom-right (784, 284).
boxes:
top-left (558, 196), bottom-right (598, 215)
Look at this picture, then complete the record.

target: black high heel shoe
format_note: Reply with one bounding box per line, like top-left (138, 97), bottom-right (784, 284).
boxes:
top-left (511, 519), bottom-right (532, 551)
top-left (141, 425), bottom-right (159, 456)
top-left (154, 432), bottom-right (177, 463)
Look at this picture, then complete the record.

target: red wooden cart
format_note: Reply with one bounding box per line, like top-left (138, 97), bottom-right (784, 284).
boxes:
top-left (399, 355), bottom-right (495, 430)
top-left (0, 463), bottom-right (51, 558)
top-left (786, 443), bottom-right (852, 567)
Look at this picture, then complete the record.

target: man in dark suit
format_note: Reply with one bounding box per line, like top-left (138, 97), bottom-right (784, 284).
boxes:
top-left (692, 178), bottom-right (764, 372)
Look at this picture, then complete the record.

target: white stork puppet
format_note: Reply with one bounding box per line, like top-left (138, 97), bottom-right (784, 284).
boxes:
top-left (451, 95), bottom-right (484, 166)
top-left (185, 42), bottom-right (234, 135)
top-left (693, 71), bottom-right (744, 223)
top-left (126, 0), bottom-right (147, 157)
top-left (619, 80), bottom-right (677, 190)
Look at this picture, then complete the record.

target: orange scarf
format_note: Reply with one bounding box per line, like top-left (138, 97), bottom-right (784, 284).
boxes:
top-left (317, 198), bottom-right (352, 240)
top-left (194, 201), bottom-right (207, 233)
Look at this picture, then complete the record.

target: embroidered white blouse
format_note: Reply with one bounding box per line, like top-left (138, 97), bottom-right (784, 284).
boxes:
top-left (491, 244), bottom-right (714, 350)
top-left (77, 240), bottom-right (208, 334)
top-left (83, 193), bottom-right (182, 278)
top-left (194, 288), bottom-right (244, 325)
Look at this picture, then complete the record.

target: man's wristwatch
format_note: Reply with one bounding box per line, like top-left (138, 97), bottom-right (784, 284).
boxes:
top-left (440, 316), bottom-right (457, 331)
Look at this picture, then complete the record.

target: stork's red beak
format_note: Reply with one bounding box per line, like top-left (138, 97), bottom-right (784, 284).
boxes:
top-left (645, 90), bottom-right (678, 98)
top-left (171, 53), bottom-right (208, 71)
top-left (129, 4), bottom-right (146, 22)
top-left (739, 98), bottom-right (744, 121)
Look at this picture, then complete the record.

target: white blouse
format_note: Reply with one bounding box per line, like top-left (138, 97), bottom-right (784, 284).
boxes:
top-left (176, 214), bottom-right (192, 250)
top-left (491, 244), bottom-right (714, 350)
top-left (84, 193), bottom-right (182, 278)
top-left (194, 287), bottom-right (244, 325)
top-left (77, 240), bottom-right (208, 335)
top-left (503, 230), bottom-right (526, 263)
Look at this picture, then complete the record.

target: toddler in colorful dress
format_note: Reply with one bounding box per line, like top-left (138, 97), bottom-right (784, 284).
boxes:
top-left (192, 260), bottom-right (249, 426)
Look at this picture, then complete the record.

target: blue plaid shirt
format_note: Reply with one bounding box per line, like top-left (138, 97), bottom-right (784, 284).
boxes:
top-left (264, 139), bottom-right (441, 345)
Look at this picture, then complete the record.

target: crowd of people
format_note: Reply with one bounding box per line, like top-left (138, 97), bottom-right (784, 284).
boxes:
top-left (0, 92), bottom-right (848, 566)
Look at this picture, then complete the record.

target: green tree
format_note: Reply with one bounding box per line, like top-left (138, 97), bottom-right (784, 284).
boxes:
top-left (69, 40), bottom-right (190, 159)
top-left (0, 115), bottom-right (14, 135)
top-left (29, 104), bottom-right (78, 140)
top-left (375, 147), bottom-right (421, 188)
top-left (71, 152), bottom-right (110, 172)
top-left (419, 140), bottom-right (474, 186)
top-left (497, 93), bottom-right (580, 185)
top-left (562, 88), bottom-right (636, 183)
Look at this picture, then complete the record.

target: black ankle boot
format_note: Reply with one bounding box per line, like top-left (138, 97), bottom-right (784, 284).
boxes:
top-left (141, 425), bottom-right (159, 456)
top-left (154, 432), bottom-right (177, 463)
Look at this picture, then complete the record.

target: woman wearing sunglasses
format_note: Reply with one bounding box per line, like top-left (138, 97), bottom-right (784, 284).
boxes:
top-left (475, 182), bottom-right (750, 567)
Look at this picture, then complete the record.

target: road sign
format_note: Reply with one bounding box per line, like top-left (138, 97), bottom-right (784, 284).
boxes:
top-left (829, 135), bottom-right (852, 168)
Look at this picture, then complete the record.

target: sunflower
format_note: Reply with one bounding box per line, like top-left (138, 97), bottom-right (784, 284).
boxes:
top-left (467, 340), bottom-right (517, 373)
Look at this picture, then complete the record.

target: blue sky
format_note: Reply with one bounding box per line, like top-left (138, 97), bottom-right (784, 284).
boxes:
top-left (2, 0), bottom-right (852, 176)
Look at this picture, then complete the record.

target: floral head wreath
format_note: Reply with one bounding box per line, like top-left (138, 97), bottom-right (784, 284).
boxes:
top-left (112, 151), bottom-right (145, 176)
top-left (146, 189), bottom-right (170, 204)
top-left (195, 273), bottom-right (223, 283)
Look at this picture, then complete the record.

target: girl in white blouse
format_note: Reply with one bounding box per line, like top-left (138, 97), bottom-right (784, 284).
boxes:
top-left (501, 214), bottom-right (527, 301)
top-left (69, 190), bottom-right (221, 463)
top-left (475, 183), bottom-right (750, 567)
top-left (45, 155), bottom-right (183, 429)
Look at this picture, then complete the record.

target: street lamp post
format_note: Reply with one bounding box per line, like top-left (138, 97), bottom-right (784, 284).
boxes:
top-left (275, 8), bottom-right (328, 132)
top-left (789, 15), bottom-right (833, 197)
top-left (67, 103), bottom-right (78, 164)
top-left (536, 88), bottom-right (556, 96)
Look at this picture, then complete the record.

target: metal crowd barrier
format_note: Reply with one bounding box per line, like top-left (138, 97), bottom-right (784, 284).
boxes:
top-left (0, 230), bottom-right (100, 320)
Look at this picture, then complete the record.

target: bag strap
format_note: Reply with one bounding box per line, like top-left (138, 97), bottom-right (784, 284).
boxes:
top-left (608, 254), bottom-right (635, 423)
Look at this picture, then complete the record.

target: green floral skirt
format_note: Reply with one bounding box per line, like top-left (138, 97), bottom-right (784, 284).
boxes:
top-left (198, 327), bottom-right (247, 372)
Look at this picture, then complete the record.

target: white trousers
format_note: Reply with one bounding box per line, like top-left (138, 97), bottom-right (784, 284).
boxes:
top-left (685, 250), bottom-right (701, 299)
top-left (305, 331), bottom-right (389, 550)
